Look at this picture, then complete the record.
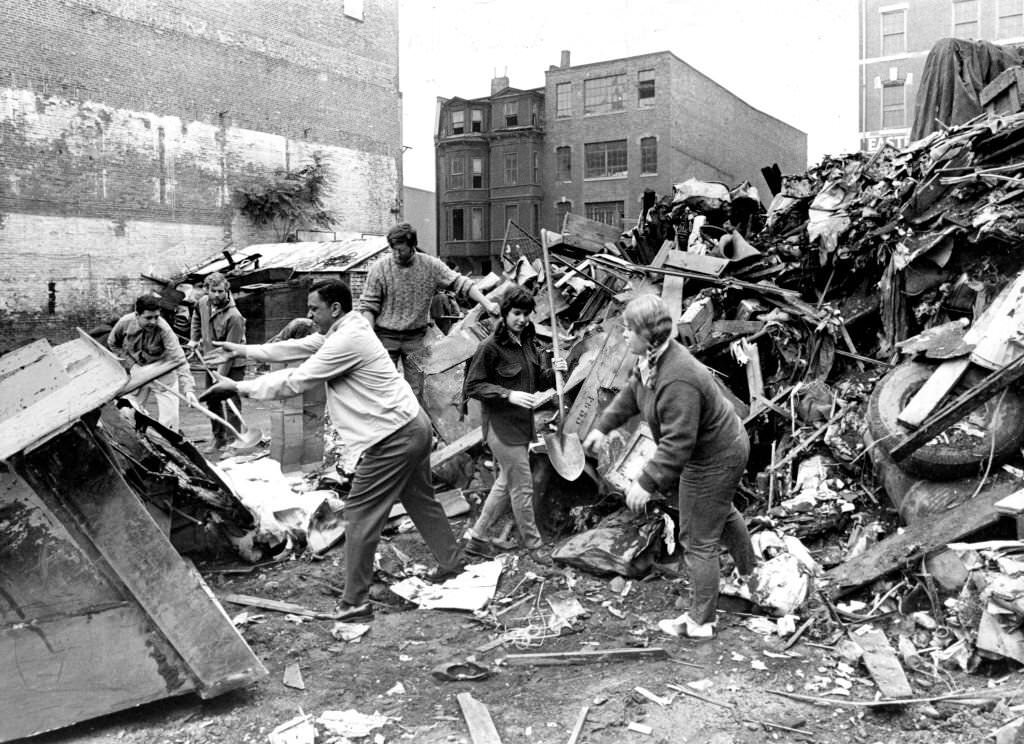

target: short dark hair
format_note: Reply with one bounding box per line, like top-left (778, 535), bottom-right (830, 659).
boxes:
top-left (387, 222), bottom-right (418, 248)
top-left (500, 285), bottom-right (535, 317)
top-left (135, 294), bottom-right (162, 314)
top-left (309, 279), bottom-right (353, 313)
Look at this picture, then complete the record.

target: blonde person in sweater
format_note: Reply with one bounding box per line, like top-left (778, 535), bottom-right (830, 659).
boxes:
top-left (358, 223), bottom-right (499, 398)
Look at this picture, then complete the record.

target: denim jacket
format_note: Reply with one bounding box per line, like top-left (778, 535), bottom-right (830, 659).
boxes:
top-left (464, 320), bottom-right (554, 445)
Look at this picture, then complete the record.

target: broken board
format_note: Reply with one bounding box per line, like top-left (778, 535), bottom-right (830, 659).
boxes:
top-left (663, 249), bottom-right (730, 277)
top-left (457, 692), bottom-right (503, 744)
top-left (896, 357), bottom-right (969, 428)
top-left (850, 627), bottom-right (913, 698)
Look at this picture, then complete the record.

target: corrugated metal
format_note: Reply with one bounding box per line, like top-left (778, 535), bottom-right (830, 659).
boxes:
top-left (190, 233), bottom-right (390, 277)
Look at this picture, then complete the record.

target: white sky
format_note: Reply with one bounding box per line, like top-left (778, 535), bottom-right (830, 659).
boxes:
top-left (398, 0), bottom-right (861, 191)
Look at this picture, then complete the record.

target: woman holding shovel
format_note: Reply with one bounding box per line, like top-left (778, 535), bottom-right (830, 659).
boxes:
top-left (462, 286), bottom-right (566, 566)
top-left (582, 295), bottom-right (754, 640)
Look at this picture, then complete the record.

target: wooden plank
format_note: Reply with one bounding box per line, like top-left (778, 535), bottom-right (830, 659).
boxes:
top-left (649, 240), bottom-right (674, 269)
top-left (661, 275), bottom-right (685, 323)
top-left (711, 319), bottom-right (766, 336)
top-left (502, 647), bottom-right (669, 666)
top-left (851, 627), bottom-right (913, 698)
top-left (0, 604), bottom-right (197, 742)
top-left (0, 340), bottom-right (70, 422)
top-left (825, 475), bottom-right (1020, 595)
top-left (564, 317), bottom-right (628, 437)
top-left (0, 332), bottom-right (127, 460)
top-left (431, 425), bottom-right (484, 471)
top-left (562, 212), bottom-right (622, 253)
top-left (457, 692), bottom-right (504, 744)
top-left (739, 339), bottom-right (765, 413)
top-left (897, 358), bottom-right (970, 427)
top-left (889, 353), bottom-right (1024, 462)
top-left (390, 488), bottom-right (470, 519)
top-left (566, 706), bottom-right (589, 744)
top-left (663, 249), bottom-right (730, 277)
top-left (221, 592), bottom-right (340, 620)
top-left (16, 423), bottom-right (267, 697)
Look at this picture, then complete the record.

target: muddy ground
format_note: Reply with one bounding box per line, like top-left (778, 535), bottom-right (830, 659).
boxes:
top-left (27, 391), bottom-right (1019, 744)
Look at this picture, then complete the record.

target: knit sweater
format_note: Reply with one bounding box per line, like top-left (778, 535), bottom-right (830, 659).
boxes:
top-left (358, 252), bottom-right (475, 331)
top-left (595, 340), bottom-right (744, 494)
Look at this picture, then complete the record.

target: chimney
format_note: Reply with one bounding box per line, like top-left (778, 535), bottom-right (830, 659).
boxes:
top-left (491, 75), bottom-right (509, 95)
top-left (560, 50), bottom-right (571, 68)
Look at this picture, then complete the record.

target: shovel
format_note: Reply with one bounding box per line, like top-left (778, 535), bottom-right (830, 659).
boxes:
top-left (187, 348), bottom-right (264, 450)
top-left (150, 379), bottom-right (262, 450)
top-left (539, 234), bottom-right (586, 481)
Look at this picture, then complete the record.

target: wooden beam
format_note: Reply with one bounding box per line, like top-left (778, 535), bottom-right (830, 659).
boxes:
top-left (221, 592), bottom-right (339, 620)
top-left (457, 692), bottom-right (504, 744)
top-left (502, 647), bottom-right (668, 666)
top-left (889, 353), bottom-right (1024, 462)
top-left (851, 627), bottom-right (913, 698)
top-left (897, 358), bottom-right (969, 428)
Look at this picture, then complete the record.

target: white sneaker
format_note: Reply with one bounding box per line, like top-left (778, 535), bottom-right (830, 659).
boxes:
top-left (658, 612), bottom-right (715, 639)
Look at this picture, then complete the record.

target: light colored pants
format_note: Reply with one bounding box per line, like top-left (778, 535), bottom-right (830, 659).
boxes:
top-left (131, 369), bottom-right (181, 431)
top-left (470, 428), bottom-right (543, 550)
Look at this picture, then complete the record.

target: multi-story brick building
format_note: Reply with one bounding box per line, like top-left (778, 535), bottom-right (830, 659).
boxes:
top-left (858, 0), bottom-right (1024, 152)
top-left (0, 0), bottom-right (402, 351)
top-left (435, 51), bottom-right (807, 275)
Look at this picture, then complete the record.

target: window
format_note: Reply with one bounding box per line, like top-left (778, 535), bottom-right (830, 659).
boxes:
top-left (881, 9), bottom-right (907, 55)
top-left (585, 201), bottom-right (624, 228)
top-left (584, 140), bottom-right (627, 178)
top-left (533, 152), bottom-right (540, 183)
top-left (555, 82), bottom-right (572, 118)
top-left (447, 156), bottom-right (465, 190)
top-left (470, 207), bottom-right (483, 240)
top-left (953, 0), bottom-right (980, 38)
top-left (504, 101), bottom-right (519, 127)
top-left (343, 0), bottom-right (364, 20)
top-left (556, 146), bottom-right (572, 181)
top-left (638, 69), bottom-right (655, 106)
top-left (451, 208), bottom-right (465, 241)
top-left (882, 82), bottom-right (906, 128)
top-left (451, 110), bottom-right (464, 135)
top-left (584, 74), bottom-right (625, 115)
top-left (471, 157), bottom-right (483, 188)
top-left (1000, 0), bottom-right (1024, 37)
top-left (504, 152), bottom-right (518, 185)
top-left (556, 199), bottom-right (572, 226)
top-left (471, 109), bottom-right (483, 132)
top-left (640, 137), bottom-right (657, 175)
top-left (504, 204), bottom-right (519, 229)
top-left (532, 204), bottom-right (540, 233)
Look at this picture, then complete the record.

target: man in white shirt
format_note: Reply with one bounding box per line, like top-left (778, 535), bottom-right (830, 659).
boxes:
top-left (202, 279), bottom-right (466, 621)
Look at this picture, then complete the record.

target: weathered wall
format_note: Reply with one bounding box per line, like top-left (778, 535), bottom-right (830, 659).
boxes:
top-left (0, 0), bottom-right (401, 352)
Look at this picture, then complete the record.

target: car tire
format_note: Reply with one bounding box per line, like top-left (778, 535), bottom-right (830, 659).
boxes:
top-left (866, 360), bottom-right (1024, 481)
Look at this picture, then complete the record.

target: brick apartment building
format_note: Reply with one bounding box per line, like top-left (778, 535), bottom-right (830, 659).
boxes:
top-left (435, 51), bottom-right (807, 275)
top-left (859, 0), bottom-right (1024, 152)
top-left (0, 0), bottom-right (402, 350)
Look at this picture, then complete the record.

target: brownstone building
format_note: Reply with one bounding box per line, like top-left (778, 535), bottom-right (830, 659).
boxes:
top-left (436, 51), bottom-right (807, 275)
top-left (0, 0), bottom-right (402, 349)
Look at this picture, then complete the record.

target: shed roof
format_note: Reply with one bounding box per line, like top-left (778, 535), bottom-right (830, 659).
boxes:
top-left (190, 233), bottom-right (390, 278)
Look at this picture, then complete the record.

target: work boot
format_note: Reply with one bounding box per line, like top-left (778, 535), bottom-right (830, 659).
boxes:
top-left (463, 535), bottom-right (497, 559)
top-left (334, 601), bottom-right (373, 622)
top-left (201, 440), bottom-right (224, 456)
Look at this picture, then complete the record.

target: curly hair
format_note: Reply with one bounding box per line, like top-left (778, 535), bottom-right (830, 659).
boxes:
top-left (623, 294), bottom-right (675, 347)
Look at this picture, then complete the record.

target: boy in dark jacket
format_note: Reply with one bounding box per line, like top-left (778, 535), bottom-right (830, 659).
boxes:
top-left (462, 286), bottom-right (564, 565)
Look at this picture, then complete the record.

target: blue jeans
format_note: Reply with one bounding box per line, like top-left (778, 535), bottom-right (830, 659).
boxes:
top-left (677, 432), bottom-right (754, 625)
top-left (470, 429), bottom-right (543, 550)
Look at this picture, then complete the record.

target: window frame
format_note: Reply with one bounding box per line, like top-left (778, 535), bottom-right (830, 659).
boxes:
top-left (555, 146), bottom-right (572, 181)
top-left (640, 136), bottom-right (658, 175)
top-left (555, 82), bottom-right (572, 118)
top-left (584, 139), bottom-right (628, 179)
top-left (533, 151), bottom-right (540, 183)
top-left (471, 157), bottom-right (483, 189)
top-left (504, 152), bottom-right (519, 185)
top-left (952, 0), bottom-right (980, 38)
top-left (881, 81), bottom-right (907, 129)
top-left (450, 110), bottom-right (465, 135)
top-left (450, 207), bottom-right (465, 241)
top-left (637, 69), bottom-right (655, 106)
top-left (999, 0), bottom-right (1024, 37)
top-left (471, 108), bottom-right (483, 133)
top-left (470, 207), bottom-right (484, 240)
top-left (447, 156), bottom-right (465, 190)
top-left (503, 101), bottom-right (519, 127)
top-left (880, 8), bottom-right (907, 55)
top-left (583, 74), bottom-right (626, 115)
top-left (585, 201), bottom-right (624, 228)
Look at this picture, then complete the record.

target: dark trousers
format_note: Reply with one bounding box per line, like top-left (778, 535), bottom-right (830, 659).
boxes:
top-left (342, 408), bottom-right (462, 605)
top-left (677, 432), bottom-right (755, 625)
top-left (375, 327), bottom-right (427, 400)
top-left (206, 367), bottom-right (245, 445)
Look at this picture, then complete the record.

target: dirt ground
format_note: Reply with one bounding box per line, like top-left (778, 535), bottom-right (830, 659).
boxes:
top-left (25, 392), bottom-right (1016, 744)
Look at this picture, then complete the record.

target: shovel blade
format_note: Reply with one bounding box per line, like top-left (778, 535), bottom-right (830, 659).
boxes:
top-left (544, 430), bottom-right (586, 481)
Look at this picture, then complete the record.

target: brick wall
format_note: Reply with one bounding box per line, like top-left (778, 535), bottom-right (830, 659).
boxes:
top-left (0, 0), bottom-right (401, 351)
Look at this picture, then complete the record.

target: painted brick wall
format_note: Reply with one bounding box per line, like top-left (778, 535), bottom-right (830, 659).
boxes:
top-left (0, 0), bottom-right (401, 352)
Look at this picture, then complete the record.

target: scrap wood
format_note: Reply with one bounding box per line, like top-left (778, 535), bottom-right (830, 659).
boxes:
top-left (850, 626), bottom-right (914, 698)
top-left (634, 686), bottom-right (671, 706)
top-left (825, 474), bottom-right (1020, 596)
top-left (457, 692), bottom-right (503, 744)
top-left (566, 705), bottom-right (589, 744)
top-left (768, 685), bottom-right (1024, 708)
top-left (502, 647), bottom-right (668, 666)
top-left (221, 592), bottom-right (340, 620)
top-left (898, 357), bottom-right (971, 428)
top-left (889, 352), bottom-right (1024, 462)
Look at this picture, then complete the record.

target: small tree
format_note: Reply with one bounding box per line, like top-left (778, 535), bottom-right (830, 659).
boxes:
top-left (235, 152), bottom-right (338, 241)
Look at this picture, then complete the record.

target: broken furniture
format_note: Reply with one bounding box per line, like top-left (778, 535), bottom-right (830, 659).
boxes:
top-left (0, 333), bottom-right (266, 742)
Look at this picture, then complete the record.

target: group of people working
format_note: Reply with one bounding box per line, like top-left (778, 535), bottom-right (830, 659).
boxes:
top-left (111, 222), bottom-right (753, 638)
